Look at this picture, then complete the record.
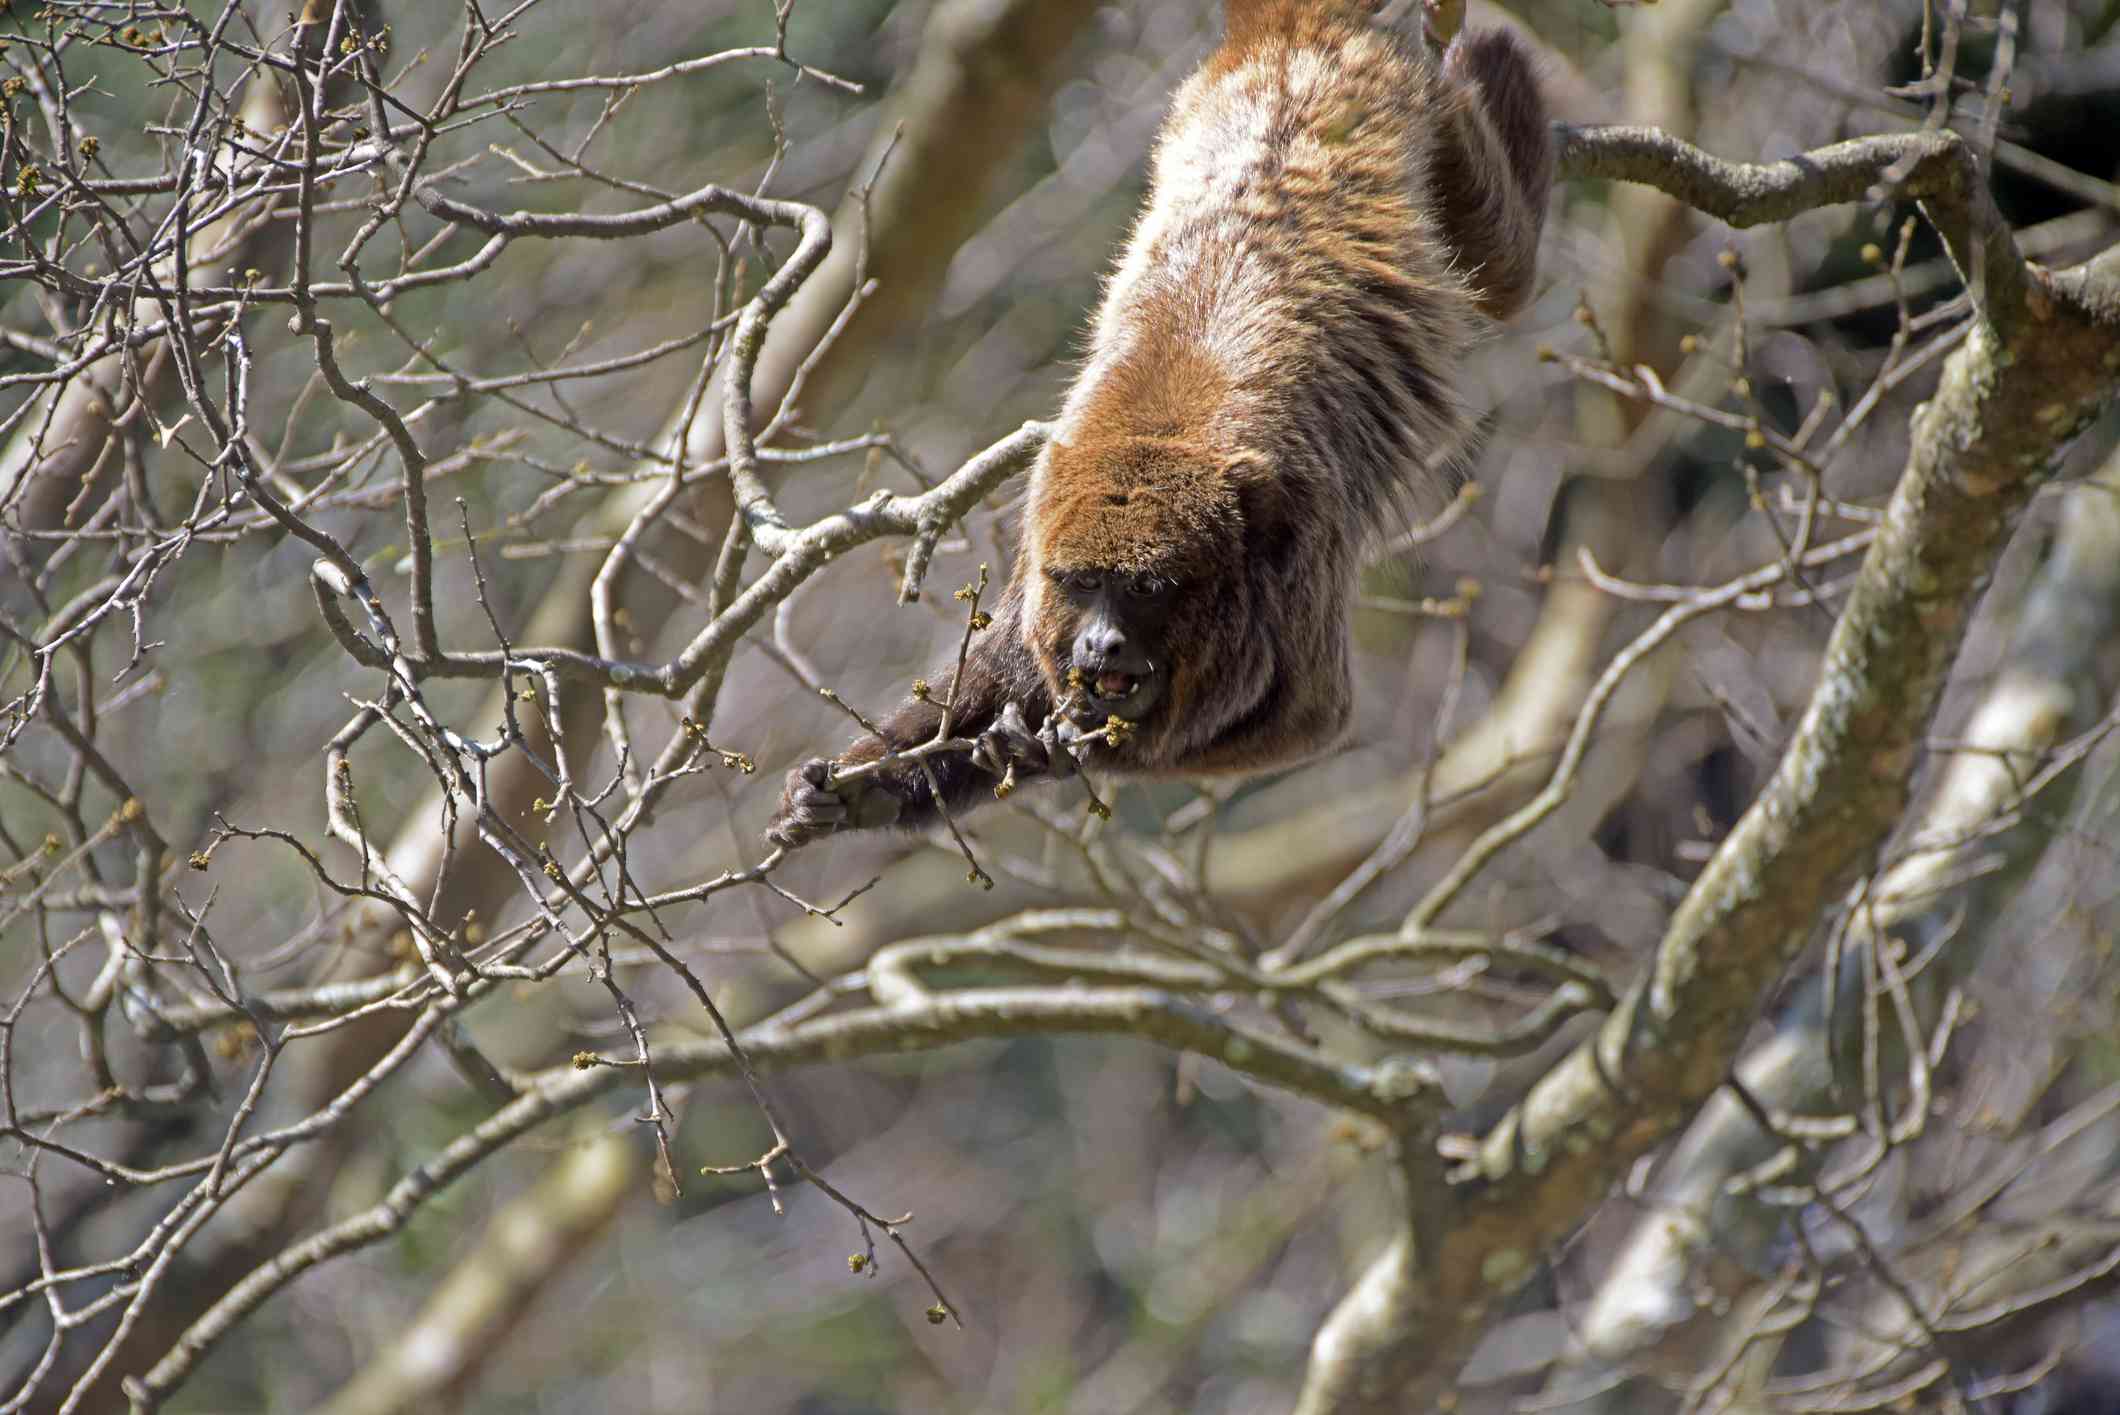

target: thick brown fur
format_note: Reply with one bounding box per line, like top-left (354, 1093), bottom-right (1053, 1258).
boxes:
top-left (769, 0), bottom-right (1551, 848)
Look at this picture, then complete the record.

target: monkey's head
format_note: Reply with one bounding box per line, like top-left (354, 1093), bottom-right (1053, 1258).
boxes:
top-left (1024, 433), bottom-right (1282, 748)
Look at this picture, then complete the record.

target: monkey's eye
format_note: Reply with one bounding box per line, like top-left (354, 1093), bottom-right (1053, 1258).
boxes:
top-left (1067, 571), bottom-right (1104, 595)
top-left (1125, 576), bottom-right (1164, 600)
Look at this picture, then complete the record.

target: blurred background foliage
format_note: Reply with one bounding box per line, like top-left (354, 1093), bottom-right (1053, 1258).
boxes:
top-left (6, 0), bottom-right (2120, 1411)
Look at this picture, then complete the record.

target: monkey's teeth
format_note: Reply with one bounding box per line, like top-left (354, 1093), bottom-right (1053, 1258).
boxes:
top-left (1093, 672), bottom-right (1135, 700)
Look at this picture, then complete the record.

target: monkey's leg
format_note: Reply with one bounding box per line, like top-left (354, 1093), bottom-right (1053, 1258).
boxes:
top-left (1431, 29), bottom-right (1553, 321)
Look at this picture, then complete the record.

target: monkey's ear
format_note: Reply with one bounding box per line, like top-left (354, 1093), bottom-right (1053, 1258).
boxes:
top-left (1226, 451), bottom-right (1298, 555)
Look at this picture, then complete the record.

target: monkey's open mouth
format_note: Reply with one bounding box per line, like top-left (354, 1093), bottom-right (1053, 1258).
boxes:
top-left (1092, 670), bottom-right (1138, 702)
top-left (1069, 663), bottom-right (1164, 724)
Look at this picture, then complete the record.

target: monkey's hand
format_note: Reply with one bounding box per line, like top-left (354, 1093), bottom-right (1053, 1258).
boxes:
top-left (971, 702), bottom-right (1079, 797)
top-left (1048, 714), bottom-right (1101, 772)
top-left (766, 757), bottom-right (903, 850)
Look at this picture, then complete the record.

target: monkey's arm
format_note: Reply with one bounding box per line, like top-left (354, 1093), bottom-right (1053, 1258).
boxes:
top-left (1174, 695), bottom-right (1353, 778)
top-left (766, 588), bottom-right (1060, 848)
top-left (1156, 647), bottom-right (1356, 779)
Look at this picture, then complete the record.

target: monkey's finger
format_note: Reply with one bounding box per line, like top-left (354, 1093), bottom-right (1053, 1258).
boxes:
top-left (787, 788), bottom-right (850, 823)
top-left (768, 796), bottom-right (847, 847)
top-left (995, 703), bottom-right (1047, 764)
top-left (766, 817), bottom-right (818, 849)
top-left (1040, 719), bottom-right (1081, 780)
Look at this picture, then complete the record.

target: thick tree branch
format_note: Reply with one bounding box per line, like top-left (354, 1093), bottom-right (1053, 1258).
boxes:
top-left (1557, 439), bottom-right (2120, 1409)
top-left (1556, 124), bottom-right (2029, 329)
top-left (1296, 122), bottom-right (2120, 1415)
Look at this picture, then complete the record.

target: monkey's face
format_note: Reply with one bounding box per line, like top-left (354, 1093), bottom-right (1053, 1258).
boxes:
top-left (1025, 433), bottom-right (1252, 744)
top-left (1041, 567), bottom-right (1179, 726)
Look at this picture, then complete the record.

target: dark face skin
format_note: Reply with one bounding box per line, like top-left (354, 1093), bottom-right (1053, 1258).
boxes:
top-left (1047, 567), bottom-right (1178, 727)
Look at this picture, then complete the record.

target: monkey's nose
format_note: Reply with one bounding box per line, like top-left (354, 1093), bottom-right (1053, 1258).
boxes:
top-left (1075, 623), bottom-right (1129, 664)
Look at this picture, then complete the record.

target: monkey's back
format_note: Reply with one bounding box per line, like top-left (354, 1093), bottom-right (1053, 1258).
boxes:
top-left (1057, 4), bottom-right (1484, 538)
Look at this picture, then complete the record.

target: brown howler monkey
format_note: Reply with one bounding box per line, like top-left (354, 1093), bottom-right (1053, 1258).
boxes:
top-left (768, 0), bottom-right (1551, 849)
